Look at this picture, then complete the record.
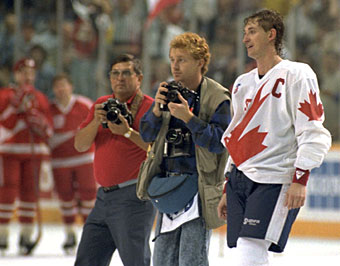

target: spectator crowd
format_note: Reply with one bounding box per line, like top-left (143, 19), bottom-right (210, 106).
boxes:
top-left (0, 0), bottom-right (340, 141)
top-left (0, 0), bottom-right (339, 136)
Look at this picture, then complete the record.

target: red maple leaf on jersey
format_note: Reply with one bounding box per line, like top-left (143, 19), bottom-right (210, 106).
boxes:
top-left (224, 81), bottom-right (270, 166)
top-left (298, 90), bottom-right (323, 121)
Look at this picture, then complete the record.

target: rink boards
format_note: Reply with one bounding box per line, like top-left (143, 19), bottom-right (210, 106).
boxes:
top-left (217, 147), bottom-right (340, 238)
top-left (11, 146), bottom-right (340, 239)
top-left (292, 147), bottom-right (340, 238)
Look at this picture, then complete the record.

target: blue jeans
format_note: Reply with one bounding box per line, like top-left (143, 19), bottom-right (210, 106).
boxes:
top-left (74, 185), bottom-right (155, 266)
top-left (153, 216), bottom-right (211, 266)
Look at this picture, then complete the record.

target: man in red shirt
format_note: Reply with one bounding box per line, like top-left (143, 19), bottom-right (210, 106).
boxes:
top-left (74, 54), bottom-right (155, 266)
top-left (49, 73), bottom-right (97, 253)
top-left (0, 58), bottom-right (53, 255)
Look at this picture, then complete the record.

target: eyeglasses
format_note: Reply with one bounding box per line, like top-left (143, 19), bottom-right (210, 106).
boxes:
top-left (109, 69), bottom-right (134, 79)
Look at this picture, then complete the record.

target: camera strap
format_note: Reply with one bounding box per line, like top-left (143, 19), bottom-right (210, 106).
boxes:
top-left (129, 88), bottom-right (144, 121)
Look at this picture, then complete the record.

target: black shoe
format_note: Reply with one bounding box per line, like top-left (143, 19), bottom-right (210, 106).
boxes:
top-left (62, 232), bottom-right (76, 254)
top-left (0, 239), bottom-right (8, 255)
top-left (19, 235), bottom-right (36, 256)
top-left (0, 241), bottom-right (7, 250)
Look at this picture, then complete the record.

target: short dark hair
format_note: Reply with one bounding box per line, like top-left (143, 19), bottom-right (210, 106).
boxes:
top-left (110, 54), bottom-right (142, 75)
top-left (52, 72), bottom-right (72, 85)
top-left (244, 9), bottom-right (285, 56)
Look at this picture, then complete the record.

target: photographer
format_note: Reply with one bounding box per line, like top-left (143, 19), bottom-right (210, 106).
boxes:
top-left (139, 32), bottom-right (231, 265)
top-left (74, 54), bottom-right (155, 266)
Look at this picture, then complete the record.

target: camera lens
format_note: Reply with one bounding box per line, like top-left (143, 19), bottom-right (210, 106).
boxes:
top-left (119, 105), bottom-right (128, 116)
top-left (166, 129), bottom-right (182, 145)
top-left (106, 108), bottom-right (120, 123)
top-left (167, 90), bottom-right (179, 102)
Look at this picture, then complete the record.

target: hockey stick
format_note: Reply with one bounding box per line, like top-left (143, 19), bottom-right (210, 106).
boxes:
top-left (20, 128), bottom-right (43, 256)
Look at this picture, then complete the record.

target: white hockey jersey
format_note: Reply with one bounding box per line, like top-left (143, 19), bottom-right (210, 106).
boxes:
top-left (222, 60), bottom-right (332, 184)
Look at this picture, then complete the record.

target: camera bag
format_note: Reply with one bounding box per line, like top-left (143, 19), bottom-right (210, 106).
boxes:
top-left (136, 111), bottom-right (171, 200)
top-left (147, 172), bottom-right (198, 214)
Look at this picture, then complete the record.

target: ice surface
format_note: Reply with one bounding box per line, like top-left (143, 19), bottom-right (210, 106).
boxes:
top-left (1, 223), bottom-right (339, 266)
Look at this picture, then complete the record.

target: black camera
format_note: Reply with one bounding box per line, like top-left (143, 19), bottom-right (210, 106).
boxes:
top-left (102, 98), bottom-right (133, 128)
top-left (164, 128), bottom-right (192, 158)
top-left (160, 81), bottom-right (198, 111)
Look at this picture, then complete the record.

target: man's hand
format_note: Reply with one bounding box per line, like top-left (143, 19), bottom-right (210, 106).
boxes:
top-left (11, 88), bottom-right (35, 113)
top-left (25, 109), bottom-right (52, 139)
top-left (94, 103), bottom-right (107, 126)
top-left (217, 193), bottom-right (227, 220)
top-left (106, 114), bottom-right (150, 151)
top-left (168, 93), bottom-right (193, 123)
top-left (284, 183), bottom-right (306, 210)
top-left (152, 82), bottom-right (168, 117)
top-left (107, 114), bottom-right (130, 136)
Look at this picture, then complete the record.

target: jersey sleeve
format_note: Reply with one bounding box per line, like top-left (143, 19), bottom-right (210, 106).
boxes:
top-left (288, 66), bottom-right (332, 170)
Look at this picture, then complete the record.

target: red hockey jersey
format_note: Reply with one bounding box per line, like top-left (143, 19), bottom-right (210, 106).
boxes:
top-left (0, 86), bottom-right (53, 159)
top-left (49, 94), bottom-right (94, 168)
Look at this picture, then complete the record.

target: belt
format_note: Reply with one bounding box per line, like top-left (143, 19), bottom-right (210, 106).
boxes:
top-left (102, 179), bottom-right (137, 193)
top-left (166, 171), bottom-right (181, 176)
top-left (102, 185), bottom-right (119, 193)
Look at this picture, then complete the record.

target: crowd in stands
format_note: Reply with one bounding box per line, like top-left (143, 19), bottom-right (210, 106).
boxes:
top-left (0, 0), bottom-right (339, 141)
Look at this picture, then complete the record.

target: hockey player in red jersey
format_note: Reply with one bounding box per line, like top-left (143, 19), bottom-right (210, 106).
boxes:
top-left (0, 58), bottom-right (53, 255)
top-left (49, 73), bottom-right (96, 254)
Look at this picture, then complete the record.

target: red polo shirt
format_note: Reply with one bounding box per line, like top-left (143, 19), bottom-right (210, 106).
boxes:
top-left (79, 92), bottom-right (153, 187)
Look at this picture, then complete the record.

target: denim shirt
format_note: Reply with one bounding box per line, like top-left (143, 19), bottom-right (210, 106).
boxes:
top-left (139, 92), bottom-right (231, 174)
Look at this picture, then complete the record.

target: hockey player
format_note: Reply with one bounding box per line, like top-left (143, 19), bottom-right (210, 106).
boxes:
top-left (49, 73), bottom-right (96, 254)
top-left (0, 58), bottom-right (53, 255)
top-left (217, 9), bottom-right (332, 266)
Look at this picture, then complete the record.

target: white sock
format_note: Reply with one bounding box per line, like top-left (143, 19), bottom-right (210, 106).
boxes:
top-left (20, 224), bottom-right (34, 240)
top-left (65, 225), bottom-right (75, 235)
top-left (0, 225), bottom-right (9, 242)
top-left (234, 237), bottom-right (272, 266)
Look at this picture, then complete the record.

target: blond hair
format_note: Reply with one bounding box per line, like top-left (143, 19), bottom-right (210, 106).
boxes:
top-left (170, 32), bottom-right (211, 75)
